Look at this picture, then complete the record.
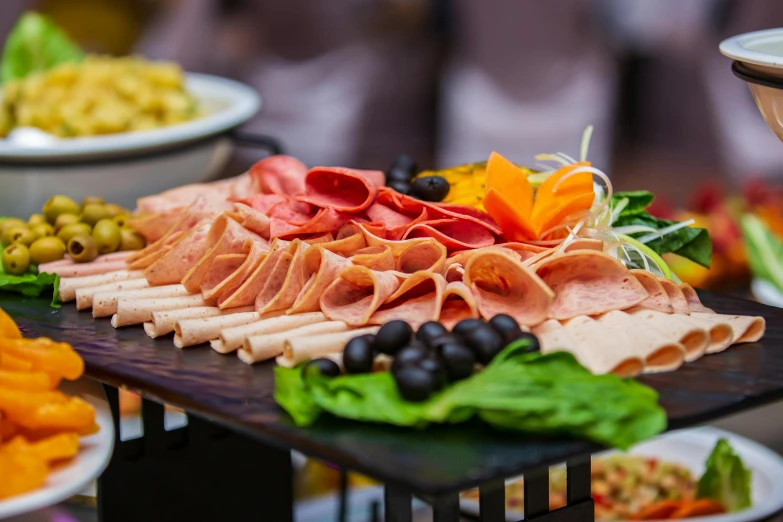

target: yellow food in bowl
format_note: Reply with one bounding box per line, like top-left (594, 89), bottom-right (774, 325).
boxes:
top-left (0, 55), bottom-right (198, 138)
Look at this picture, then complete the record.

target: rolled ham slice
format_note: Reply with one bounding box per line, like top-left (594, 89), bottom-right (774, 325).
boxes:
top-left (205, 241), bottom-right (268, 304)
top-left (212, 311), bottom-right (326, 354)
top-left (692, 312), bottom-right (765, 345)
top-left (93, 284), bottom-right (190, 318)
top-left (129, 240), bottom-right (178, 270)
top-left (439, 281), bottom-right (480, 330)
top-left (143, 305), bottom-right (254, 338)
top-left (318, 229), bottom-right (368, 256)
top-left (219, 239), bottom-right (294, 309)
top-left (350, 245), bottom-right (395, 271)
top-left (59, 269), bottom-right (144, 302)
top-left (111, 294), bottom-right (210, 327)
top-left (463, 247), bottom-right (553, 326)
top-left (234, 202), bottom-right (271, 238)
top-left (630, 270), bottom-right (674, 314)
top-left (675, 314), bottom-right (734, 354)
top-left (627, 308), bottom-right (710, 362)
top-left (680, 283), bottom-right (715, 313)
top-left (144, 220), bottom-right (212, 286)
top-left (173, 311), bottom-right (268, 348)
top-left (43, 259), bottom-right (130, 278)
top-left (255, 240), bottom-right (309, 314)
top-left (596, 311), bottom-right (685, 373)
top-left (658, 278), bottom-right (690, 315)
top-left (320, 265), bottom-right (401, 326)
top-left (535, 250), bottom-right (648, 320)
top-left (288, 247), bottom-right (349, 315)
top-left (199, 253), bottom-right (247, 298)
top-left (239, 321), bottom-right (349, 364)
top-left (369, 272), bottom-right (446, 329)
top-left (297, 166), bottom-right (384, 213)
top-left (277, 326), bottom-right (380, 367)
top-left (38, 250), bottom-right (132, 272)
top-left (395, 240), bottom-right (447, 274)
top-left (75, 278), bottom-right (150, 310)
top-left (533, 318), bottom-right (644, 377)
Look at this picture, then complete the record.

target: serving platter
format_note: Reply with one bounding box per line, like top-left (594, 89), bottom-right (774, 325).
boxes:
top-left (459, 426), bottom-right (783, 522)
top-left (0, 378), bottom-right (115, 520)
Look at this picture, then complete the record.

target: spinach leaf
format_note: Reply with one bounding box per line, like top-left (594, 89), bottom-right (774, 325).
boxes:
top-left (741, 213), bottom-right (783, 293)
top-left (611, 190), bottom-right (655, 218)
top-left (1, 12), bottom-right (84, 83)
top-left (613, 212), bottom-right (712, 268)
top-left (697, 439), bottom-right (752, 512)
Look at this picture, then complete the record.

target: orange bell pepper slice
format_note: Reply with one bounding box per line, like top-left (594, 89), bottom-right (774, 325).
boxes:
top-left (486, 152), bottom-right (535, 218)
top-left (533, 191), bottom-right (596, 238)
top-left (483, 189), bottom-right (537, 241)
top-left (0, 308), bottom-right (21, 340)
top-left (0, 338), bottom-right (84, 380)
top-left (0, 388), bottom-right (95, 431)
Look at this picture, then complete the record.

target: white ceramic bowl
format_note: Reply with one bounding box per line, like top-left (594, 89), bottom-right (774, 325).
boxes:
top-left (0, 73), bottom-right (261, 216)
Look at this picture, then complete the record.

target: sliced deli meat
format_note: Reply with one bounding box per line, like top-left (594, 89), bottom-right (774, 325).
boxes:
top-left (75, 278), bottom-right (150, 310)
top-left (212, 311), bottom-right (326, 354)
top-left (278, 326), bottom-right (380, 367)
top-left (596, 311), bottom-right (685, 373)
top-left (350, 245), bottom-right (395, 271)
top-left (657, 278), bottom-right (690, 315)
top-left (463, 247), bottom-right (553, 326)
top-left (675, 314), bottom-right (734, 354)
top-left (558, 316), bottom-right (644, 377)
top-left (111, 294), bottom-right (211, 328)
top-left (255, 240), bottom-right (311, 314)
top-left (239, 321), bottom-right (349, 365)
top-left (403, 219), bottom-right (495, 251)
top-left (58, 269), bottom-right (144, 302)
top-left (395, 240), bottom-right (447, 275)
top-left (233, 203), bottom-right (271, 238)
top-left (173, 311), bottom-right (268, 348)
top-left (627, 308), bottom-right (710, 362)
top-left (144, 220), bottom-right (212, 286)
top-left (43, 259), bottom-right (130, 278)
top-left (248, 155), bottom-right (307, 196)
top-left (205, 241), bottom-right (268, 304)
top-left (320, 265), bottom-right (401, 326)
top-left (679, 283), bottom-right (715, 313)
top-left (218, 239), bottom-right (294, 309)
top-left (535, 250), bottom-right (648, 320)
top-left (691, 312), bottom-right (765, 345)
top-left (92, 284), bottom-right (190, 318)
top-left (369, 271), bottom-right (447, 329)
top-left (297, 167), bottom-right (385, 213)
top-left (288, 246), bottom-right (350, 315)
top-left (631, 269), bottom-right (674, 314)
top-left (438, 281), bottom-right (480, 329)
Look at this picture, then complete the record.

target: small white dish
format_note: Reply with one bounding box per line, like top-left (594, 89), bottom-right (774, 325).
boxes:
top-left (0, 378), bottom-right (115, 520)
top-left (720, 28), bottom-right (783, 78)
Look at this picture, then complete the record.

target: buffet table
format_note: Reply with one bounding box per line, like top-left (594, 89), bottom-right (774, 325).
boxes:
top-left (2, 290), bottom-right (782, 522)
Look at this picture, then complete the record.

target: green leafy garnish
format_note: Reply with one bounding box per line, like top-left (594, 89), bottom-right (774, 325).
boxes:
top-left (611, 191), bottom-right (712, 268)
top-left (741, 213), bottom-right (783, 293)
top-left (697, 438), bottom-right (752, 512)
top-left (275, 340), bottom-right (667, 450)
top-left (1, 12), bottom-right (84, 83)
top-left (0, 217), bottom-right (61, 307)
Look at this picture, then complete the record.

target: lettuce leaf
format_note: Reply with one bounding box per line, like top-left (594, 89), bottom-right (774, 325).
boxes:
top-left (0, 217), bottom-right (61, 306)
top-left (611, 190), bottom-right (655, 218)
top-left (741, 213), bottom-right (783, 293)
top-left (697, 438), bottom-right (752, 512)
top-left (1, 12), bottom-right (84, 83)
top-left (275, 340), bottom-right (666, 449)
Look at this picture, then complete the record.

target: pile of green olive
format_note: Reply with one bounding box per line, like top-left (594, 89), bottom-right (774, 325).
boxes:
top-left (0, 195), bottom-right (146, 275)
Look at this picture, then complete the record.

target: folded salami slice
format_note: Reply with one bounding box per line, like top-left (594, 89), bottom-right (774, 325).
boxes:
top-left (297, 167), bottom-right (384, 213)
top-left (144, 305), bottom-right (252, 338)
top-left (173, 311), bottom-right (268, 348)
top-left (439, 281), bottom-right (480, 329)
top-left (92, 284), bottom-right (191, 318)
top-left (627, 308), bottom-right (709, 362)
top-left (212, 311), bottom-right (326, 354)
top-left (679, 283), bottom-right (715, 313)
top-left (76, 278), bottom-right (150, 310)
top-left (403, 219), bottom-right (496, 251)
top-left (464, 247), bottom-right (553, 326)
top-left (277, 326), bottom-right (380, 367)
top-left (112, 294), bottom-right (211, 327)
top-left (321, 265), bottom-right (401, 326)
top-left (657, 277), bottom-right (690, 315)
top-left (395, 240), bottom-right (447, 274)
top-left (596, 311), bottom-right (685, 373)
top-left (535, 251), bottom-right (648, 320)
top-left (249, 154), bottom-right (308, 196)
top-left (357, 223), bottom-right (429, 256)
top-left (271, 206), bottom-right (352, 240)
top-left (350, 245), bottom-right (395, 271)
top-left (370, 272), bottom-right (447, 329)
top-left (366, 203), bottom-right (429, 240)
top-left (218, 239), bottom-right (294, 309)
top-left (144, 220), bottom-right (213, 286)
top-left (59, 269), bottom-right (144, 302)
top-left (288, 247), bottom-right (350, 315)
top-left (206, 241), bottom-right (268, 304)
top-left (255, 240), bottom-right (311, 314)
top-left (239, 321), bottom-right (349, 364)
top-left (691, 312), bottom-right (765, 345)
top-left (630, 269), bottom-right (674, 314)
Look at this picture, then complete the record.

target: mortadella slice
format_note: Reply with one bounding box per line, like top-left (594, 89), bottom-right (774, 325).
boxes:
top-left (596, 311), bottom-right (685, 373)
top-left (369, 272), bottom-right (446, 329)
top-left (631, 269), bottom-right (674, 314)
top-left (219, 239), bottom-right (294, 309)
top-left (679, 283), bottom-right (715, 313)
top-left (553, 316), bottom-right (644, 377)
top-left (207, 241), bottom-right (268, 304)
top-left (657, 277), bottom-right (690, 315)
top-left (439, 281), bottom-right (480, 329)
top-left (395, 239), bottom-right (447, 274)
top-left (288, 246), bottom-right (350, 315)
top-left (234, 202), bottom-right (271, 238)
top-left (463, 247), bottom-right (553, 326)
top-left (320, 265), bottom-right (401, 326)
top-left (255, 240), bottom-right (310, 314)
top-left (297, 166), bottom-right (384, 213)
top-left (200, 253), bottom-right (247, 299)
top-left (403, 219), bottom-right (496, 251)
top-left (144, 220), bottom-right (212, 286)
top-left (535, 250), bottom-right (648, 320)
top-left (350, 245), bottom-right (395, 271)
top-left (271, 206), bottom-right (352, 239)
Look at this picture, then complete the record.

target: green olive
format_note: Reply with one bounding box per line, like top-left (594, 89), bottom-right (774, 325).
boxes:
top-left (2, 243), bottom-right (30, 275)
top-left (80, 204), bottom-right (111, 227)
top-left (42, 195), bottom-right (80, 224)
top-left (67, 235), bottom-right (99, 263)
top-left (2, 226), bottom-right (35, 247)
top-left (0, 218), bottom-right (26, 237)
top-left (54, 212), bottom-right (80, 232)
top-left (112, 214), bottom-right (131, 229)
top-left (29, 236), bottom-right (66, 265)
top-left (27, 214), bottom-right (46, 226)
top-left (105, 203), bottom-right (129, 217)
top-left (57, 223), bottom-right (92, 245)
top-left (119, 228), bottom-right (146, 251)
top-left (31, 223), bottom-right (55, 239)
top-left (91, 218), bottom-right (121, 255)
top-left (81, 196), bottom-right (104, 209)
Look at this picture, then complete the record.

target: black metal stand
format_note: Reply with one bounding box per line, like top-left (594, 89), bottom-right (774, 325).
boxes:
top-left (97, 385), bottom-right (294, 522)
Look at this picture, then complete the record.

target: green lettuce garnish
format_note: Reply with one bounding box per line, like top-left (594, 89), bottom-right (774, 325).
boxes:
top-left (1, 12), bottom-right (84, 83)
top-left (275, 340), bottom-right (667, 450)
top-left (741, 213), bottom-right (783, 293)
top-left (611, 191), bottom-right (712, 268)
top-left (0, 217), bottom-right (61, 307)
top-left (697, 438), bottom-right (752, 512)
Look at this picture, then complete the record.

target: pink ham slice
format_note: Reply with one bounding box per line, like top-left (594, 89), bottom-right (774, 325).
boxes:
top-left (128, 207), bottom-right (183, 243)
top-left (135, 173), bottom-right (254, 214)
top-left (370, 272), bottom-right (447, 329)
top-left (496, 243), bottom-right (549, 262)
top-left (317, 227), bottom-right (368, 257)
top-left (365, 203), bottom-right (429, 240)
top-left (248, 155), bottom-right (308, 196)
top-left (439, 281), bottom-right (480, 329)
top-left (144, 220), bottom-right (213, 286)
top-left (255, 240), bottom-right (311, 314)
top-left (679, 283), bottom-right (715, 313)
top-left (38, 251), bottom-right (131, 273)
top-left (395, 239), bottom-right (447, 274)
top-left (356, 223), bottom-right (429, 257)
top-left (630, 269), bottom-right (674, 314)
top-left (270, 207), bottom-right (352, 239)
top-left (535, 250), bottom-right (649, 320)
top-left (657, 277), bottom-right (690, 315)
top-left (464, 247), bottom-right (554, 326)
top-left (41, 259), bottom-right (130, 278)
top-left (320, 265), bottom-right (401, 326)
top-left (207, 241), bottom-right (269, 304)
top-left (220, 239), bottom-right (294, 309)
top-left (305, 233), bottom-right (335, 244)
top-left (350, 245), bottom-right (395, 271)
top-left (200, 253), bottom-right (247, 300)
top-left (288, 246), bottom-right (350, 314)
top-left (563, 238), bottom-right (604, 252)
top-left (442, 250), bottom-right (475, 283)
top-left (297, 167), bottom-right (385, 213)
top-left (234, 203), bottom-right (270, 238)
top-left (244, 193), bottom-right (289, 214)
top-left (403, 219), bottom-right (495, 251)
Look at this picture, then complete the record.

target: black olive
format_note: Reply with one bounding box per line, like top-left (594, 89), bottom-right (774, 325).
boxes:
top-left (386, 167), bottom-right (414, 184)
top-left (425, 332), bottom-right (461, 349)
top-left (452, 318), bottom-right (486, 338)
top-left (387, 180), bottom-right (411, 195)
top-left (391, 154), bottom-right (417, 174)
top-left (375, 320), bottom-right (413, 356)
top-left (391, 343), bottom-right (430, 374)
top-left (489, 314), bottom-right (523, 343)
top-left (461, 323), bottom-right (505, 365)
top-left (409, 176), bottom-right (450, 202)
top-left (438, 343), bottom-right (476, 381)
top-left (394, 366), bottom-right (435, 402)
top-left (416, 321), bottom-right (448, 343)
top-left (418, 355), bottom-right (448, 390)
top-left (509, 331), bottom-right (541, 353)
top-left (343, 335), bottom-right (376, 374)
top-left (302, 358), bottom-right (341, 380)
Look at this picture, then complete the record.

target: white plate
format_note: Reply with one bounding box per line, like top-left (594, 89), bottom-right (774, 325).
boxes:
top-left (720, 28), bottom-right (783, 77)
top-left (752, 279), bottom-right (783, 308)
top-left (460, 427), bottom-right (783, 522)
top-left (0, 72), bottom-right (260, 162)
top-left (0, 378), bottom-right (115, 520)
